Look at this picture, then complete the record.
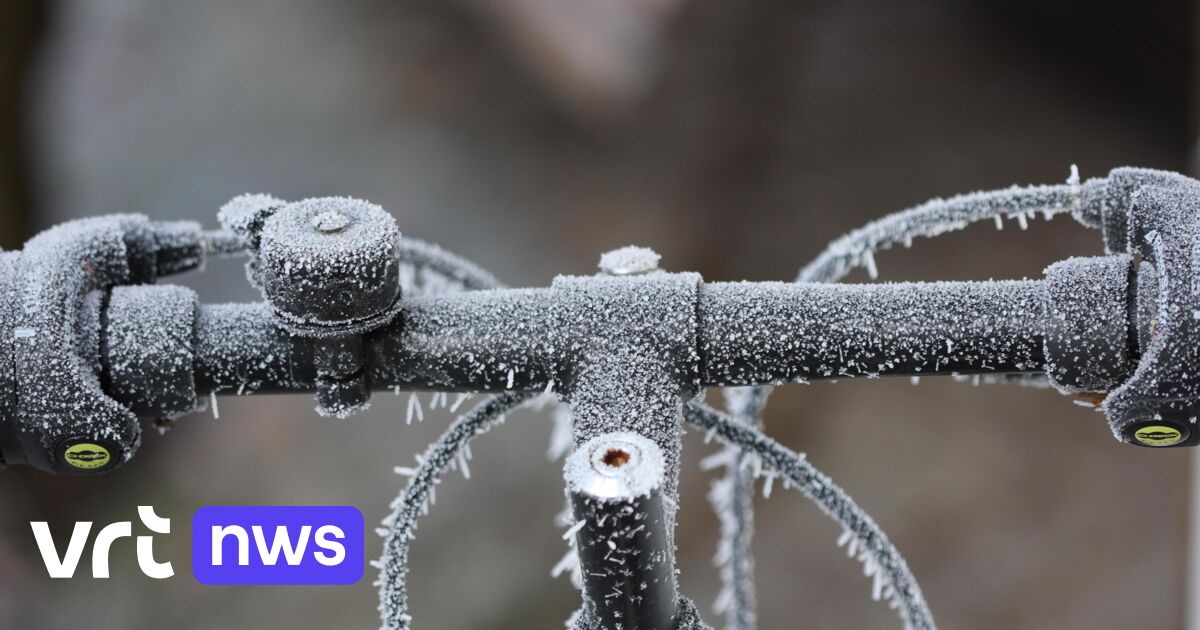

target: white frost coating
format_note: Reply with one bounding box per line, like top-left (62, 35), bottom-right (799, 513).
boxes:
top-left (698, 279), bottom-right (1045, 627)
top-left (548, 404), bottom-right (575, 461)
top-left (562, 520), bottom-right (587, 540)
top-left (862, 249), bottom-right (878, 280)
top-left (449, 393), bottom-right (472, 412)
top-left (552, 499), bottom-right (586, 591)
top-left (565, 432), bottom-right (666, 500)
top-left (311, 210), bottom-right (350, 233)
top-left (1042, 255), bottom-right (1132, 393)
top-left (707, 387), bottom-right (767, 630)
top-left (253, 196), bottom-right (402, 337)
top-left (395, 237), bottom-right (502, 292)
top-left (217, 193), bottom-right (285, 237)
top-left (405, 393), bottom-right (424, 425)
top-left (201, 228), bottom-right (247, 257)
top-left (798, 172), bottom-right (1099, 283)
top-left (551, 547), bottom-right (583, 584)
top-left (553, 270), bottom-right (701, 508)
top-left (597, 245), bottom-right (661, 276)
top-left (545, 402), bottom-right (583, 595)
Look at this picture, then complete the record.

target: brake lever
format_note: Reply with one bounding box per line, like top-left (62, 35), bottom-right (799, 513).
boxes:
top-left (1089, 168), bottom-right (1200, 447)
top-left (0, 216), bottom-right (208, 473)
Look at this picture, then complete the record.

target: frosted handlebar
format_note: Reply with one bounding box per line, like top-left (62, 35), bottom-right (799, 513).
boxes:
top-left (125, 279), bottom-right (1058, 405)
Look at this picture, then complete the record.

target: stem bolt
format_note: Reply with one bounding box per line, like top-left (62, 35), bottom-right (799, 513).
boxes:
top-left (312, 210), bottom-right (350, 234)
top-left (599, 245), bottom-right (661, 276)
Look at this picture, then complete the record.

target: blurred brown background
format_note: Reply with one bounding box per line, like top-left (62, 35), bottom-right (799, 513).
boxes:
top-left (0, 0), bottom-right (1196, 628)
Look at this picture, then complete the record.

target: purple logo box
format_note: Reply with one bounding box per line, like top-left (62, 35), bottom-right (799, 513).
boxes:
top-left (192, 506), bottom-right (364, 585)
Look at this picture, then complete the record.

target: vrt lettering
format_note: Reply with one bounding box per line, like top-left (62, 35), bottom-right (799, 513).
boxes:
top-left (30, 505), bottom-right (173, 579)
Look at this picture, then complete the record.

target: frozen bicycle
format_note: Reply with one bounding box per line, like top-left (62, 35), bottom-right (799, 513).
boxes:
top-left (0, 166), bottom-right (1195, 629)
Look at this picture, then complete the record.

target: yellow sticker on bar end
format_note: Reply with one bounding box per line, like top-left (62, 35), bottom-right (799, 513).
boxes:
top-left (63, 443), bottom-right (111, 470)
top-left (1134, 425), bottom-right (1185, 447)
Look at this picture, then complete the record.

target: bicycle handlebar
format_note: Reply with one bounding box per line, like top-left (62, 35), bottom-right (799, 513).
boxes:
top-left (3, 166), bottom-right (1198, 477)
top-left (109, 279), bottom-right (1050, 404)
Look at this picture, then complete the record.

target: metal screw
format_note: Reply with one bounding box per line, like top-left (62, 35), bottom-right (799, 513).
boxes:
top-left (598, 245), bottom-right (661, 276)
top-left (312, 210), bottom-right (350, 234)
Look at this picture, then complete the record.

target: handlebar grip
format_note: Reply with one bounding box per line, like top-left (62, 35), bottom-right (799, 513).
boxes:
top-left (0, 216), bottom-right (216, 474)
top-left (1042, 255), bottom-right (1134, 394)
top-left (101, 285), bottom-right (198, 418)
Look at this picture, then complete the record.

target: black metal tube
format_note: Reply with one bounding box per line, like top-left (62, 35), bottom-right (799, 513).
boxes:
top-left (191, 302), bottom-right (303, 395)
top-left (566, 432), bottom-right (677, 630)
top-left (190, 289), bottom-right (557, 396)
top-left (367, 288), bottom-right (556, 393)
top-left (118, 280), bottom-right (1051, 406)
top-left (697, 280), bottom-right (1048, 386)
